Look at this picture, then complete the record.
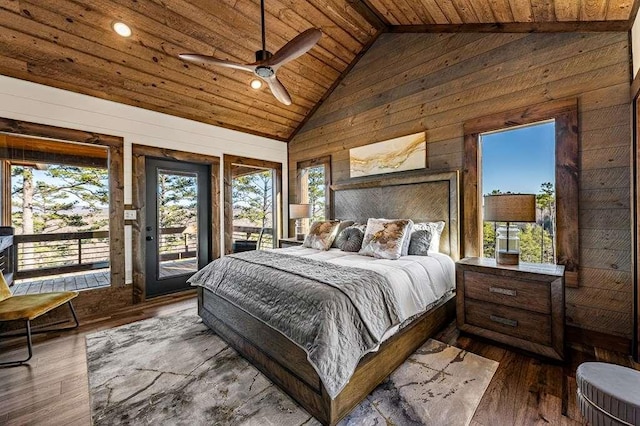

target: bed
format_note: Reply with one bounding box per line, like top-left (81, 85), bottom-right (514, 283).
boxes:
top-left (193, 171), bottom-right (459, 425)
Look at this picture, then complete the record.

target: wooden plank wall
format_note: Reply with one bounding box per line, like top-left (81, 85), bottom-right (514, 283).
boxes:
top-left (289, 32), bottom-right (632, 339)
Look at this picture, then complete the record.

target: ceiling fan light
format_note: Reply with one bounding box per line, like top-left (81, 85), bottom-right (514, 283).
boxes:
top-left (112, 22), bottom-right (132, 38)
top-left (250, 79), bottom-right (263, 90)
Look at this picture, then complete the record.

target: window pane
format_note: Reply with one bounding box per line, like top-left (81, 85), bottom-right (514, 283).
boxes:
top-left (481, 121), bottom-right (556, 264)
top-left (231, 168), bottom-right (274, 251)
top-left (156, 169), bottom-right (198, 278)
top-left (299, 165), bottom-right (326, 233)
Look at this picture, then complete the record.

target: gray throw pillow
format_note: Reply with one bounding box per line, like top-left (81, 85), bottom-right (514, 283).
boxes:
top-left (331, 220), bottom-right (355, 248)
top-left (408, 229), bottom-right (432, 256)
top-left (335, 226), bottom-right (365, 252)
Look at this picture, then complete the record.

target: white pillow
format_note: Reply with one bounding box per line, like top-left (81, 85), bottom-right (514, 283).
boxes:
top-left (413, 221), bottom-right (445, 253)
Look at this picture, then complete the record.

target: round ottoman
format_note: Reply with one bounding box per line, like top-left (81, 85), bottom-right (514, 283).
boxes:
top-left (576, 362), bottom-right (640, 425)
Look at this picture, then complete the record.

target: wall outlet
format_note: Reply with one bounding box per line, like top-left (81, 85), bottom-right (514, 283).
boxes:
top-left (124, 209), bottom-right (137, 220)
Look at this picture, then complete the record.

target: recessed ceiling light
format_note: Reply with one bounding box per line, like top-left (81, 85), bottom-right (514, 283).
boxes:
top-left (112, 22), bottom-right (132, 38)
top-left (250, 79), bottom-right (263, 90)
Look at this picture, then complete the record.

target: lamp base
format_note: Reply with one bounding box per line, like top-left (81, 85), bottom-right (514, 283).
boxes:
top-left (295, 233), bottom-right (306, 241)
top-left (497, 250), bottom-right (519, 265)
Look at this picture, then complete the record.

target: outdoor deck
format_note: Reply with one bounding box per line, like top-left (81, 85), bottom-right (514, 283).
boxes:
top-left (11, 257), bottom-right (201, 295)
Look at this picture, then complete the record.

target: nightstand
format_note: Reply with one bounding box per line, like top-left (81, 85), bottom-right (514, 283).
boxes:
top-left (278, 238), bottom-right (304, 248)
top-left (456, 257), bottom-right (565, 360)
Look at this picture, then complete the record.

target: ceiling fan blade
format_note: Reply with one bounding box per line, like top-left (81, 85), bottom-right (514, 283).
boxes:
top-left (179, 54), bottom-right (256, 72)
top-left (264, 76), bottom-right (292, 105)
top-left (266, 28), bottom-right (322, 68)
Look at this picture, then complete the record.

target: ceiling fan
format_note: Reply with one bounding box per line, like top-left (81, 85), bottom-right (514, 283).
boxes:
top-left (179, 0), bottom-right (322, 106)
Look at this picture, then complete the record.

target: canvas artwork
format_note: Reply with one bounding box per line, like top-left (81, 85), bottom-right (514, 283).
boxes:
top-left (349, 132), bottom-right (427, 178)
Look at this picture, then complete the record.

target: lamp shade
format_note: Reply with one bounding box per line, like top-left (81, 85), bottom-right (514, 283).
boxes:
top-left (289, 203), bottom-right (312, 220)
top-left (484, 194), bottom-right (536, 222)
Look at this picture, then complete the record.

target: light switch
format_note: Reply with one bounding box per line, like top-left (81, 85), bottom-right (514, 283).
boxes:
top-left (124, 209), bottom-right (137, 220)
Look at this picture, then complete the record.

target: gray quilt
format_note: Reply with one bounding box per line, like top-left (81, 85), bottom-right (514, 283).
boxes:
top-left (187, 250), bottom-right (402, 398)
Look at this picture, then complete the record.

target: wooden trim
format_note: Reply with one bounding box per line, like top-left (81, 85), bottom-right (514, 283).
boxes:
top-left (199, 286), bottom-right (456, 425)
top-left (330, 169), bottom-right (457, 191)
top-left (630, 0), bottom-right (640, 28)
top-left (296, 155), bottom-right (332, 221)
top-left (1, 158), bottom-right (10, 226)
top-left (346, 0), bottom-right (390, 29)
top-left (0, 149), bottom-right (107, 168)
top-left (462, 133), bottom-right (481, 258)
top-left (634, 94), bottom-right (640, 362)
top-left (388, 21), bottom-right (633, 33)
top-left (555, 107), bottom-right (580, 287)
top-left (131, 144), bottom-right (220, 303)
top-left (223, 155), bottom-right (283, 255)
top-left (462, 99), bottom-right (580, 286)
top-left (463, 98), bottom-right (577, 134)
top-left (0, 117), bottom-right (125, 288)
top-left (632, 71), bottom-right (640, 101)
top-left (0, 118), bottom-right (122, 147)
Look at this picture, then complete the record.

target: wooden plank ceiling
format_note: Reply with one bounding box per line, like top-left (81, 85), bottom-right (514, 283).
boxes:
top-left (0, 1), bottom-right (637, 142)
top-left (368, 0), bottom-right (637, 28)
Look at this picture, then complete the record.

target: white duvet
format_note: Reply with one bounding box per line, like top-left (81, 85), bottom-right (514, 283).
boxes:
top-left (274, 246), bottom-right (456, 336)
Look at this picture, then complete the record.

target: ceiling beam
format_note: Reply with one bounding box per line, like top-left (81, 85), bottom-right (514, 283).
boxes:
top-left (345, 0), bottom-right (390, 30)
top-left (388, 21), bottom-right (633, 33)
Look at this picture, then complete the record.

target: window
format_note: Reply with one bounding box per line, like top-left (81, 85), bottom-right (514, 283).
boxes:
top-left (223, 155), bottom-right (282, 255)
top-left (480, 121), bottom-right (556, 264)
top-left (462, 99), bottom-right (579, 286)
top-left (297, 156), bottom-right (331, 231)
top-left (231, 166), bottom-right (275, 250)
top-left (1, 134), bottom-right (114, 294)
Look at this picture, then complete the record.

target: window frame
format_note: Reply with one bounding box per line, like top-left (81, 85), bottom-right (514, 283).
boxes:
top-left (296, 156), bottom-right (332, 221)
top-left (223, 155), bottom-right (283, 255)
top-left (462, 99), bottom-right (579, 287)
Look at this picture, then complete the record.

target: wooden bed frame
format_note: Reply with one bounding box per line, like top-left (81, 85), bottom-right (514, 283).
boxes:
top-left (198, 171), bottom-right (460, 425)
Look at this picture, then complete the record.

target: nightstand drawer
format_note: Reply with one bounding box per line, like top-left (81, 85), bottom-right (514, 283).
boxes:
top-left (465, 299), bottom-right (552, 346)
top-left (463, 271), bottom-right (551, 314)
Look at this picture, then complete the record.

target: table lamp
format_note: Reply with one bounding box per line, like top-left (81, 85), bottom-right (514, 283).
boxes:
top-left (289, 204), bottom-right (312, 241)
top-left (484, 194), bottom-right (536, 265)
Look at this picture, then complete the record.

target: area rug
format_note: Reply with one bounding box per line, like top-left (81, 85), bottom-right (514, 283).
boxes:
top-left (86, 310), bottom-right (498, 425)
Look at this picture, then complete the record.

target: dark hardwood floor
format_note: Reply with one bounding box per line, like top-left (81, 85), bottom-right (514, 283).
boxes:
top-left (0, 294), bottom-right (637, 425)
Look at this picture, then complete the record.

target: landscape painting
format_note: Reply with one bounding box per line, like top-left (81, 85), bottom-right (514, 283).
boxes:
top-left (349, 132), bottom-right (427, 178)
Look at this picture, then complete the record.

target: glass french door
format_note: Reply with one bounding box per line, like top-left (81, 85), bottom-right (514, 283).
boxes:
top-left (145, 158), bottom-right (210, 298)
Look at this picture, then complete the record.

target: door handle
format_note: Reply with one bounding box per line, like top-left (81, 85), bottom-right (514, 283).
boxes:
top-left (146, 236), bottom-right (154, 241)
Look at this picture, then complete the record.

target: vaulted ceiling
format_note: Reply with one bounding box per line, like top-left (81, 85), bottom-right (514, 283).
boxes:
top-left (0, 1), bottom-right (637, 141)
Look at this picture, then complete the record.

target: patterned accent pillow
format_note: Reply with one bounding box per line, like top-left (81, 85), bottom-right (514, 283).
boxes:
top-left (413, 221), bottom-right (445, 253)
top-left (359, 218), bottom-right (414, 260)
top-left (334, 226), bottom-right (365, 252)
top-left (303, 220), bottom-right (341, 250)
top-left (408, 229), bottom-right (432, 256)
top-left (331, 220), bottom-right (355, 248)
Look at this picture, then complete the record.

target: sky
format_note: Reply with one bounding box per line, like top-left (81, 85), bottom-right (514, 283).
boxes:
top-left (481, 121), bottom-right (555, 195)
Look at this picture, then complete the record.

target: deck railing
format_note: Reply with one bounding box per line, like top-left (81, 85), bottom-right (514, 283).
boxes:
top-left (13, 225), bottom-right (275, 279)
top-left (232, 226), bottom-right (274, 249)
top-left (158, 227), bottom-right (197, 261)
top-left (14, 231), bottom-right (110, 280)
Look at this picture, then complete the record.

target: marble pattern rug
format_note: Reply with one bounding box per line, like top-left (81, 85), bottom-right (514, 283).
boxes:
top-left (86, 310), bottom-right (498, 425)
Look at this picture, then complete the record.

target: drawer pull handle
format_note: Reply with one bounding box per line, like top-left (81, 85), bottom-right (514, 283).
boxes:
top-left (490, 315), bottom-right (518, 327)
top-left (489, 287), bottom-right (517, 297)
